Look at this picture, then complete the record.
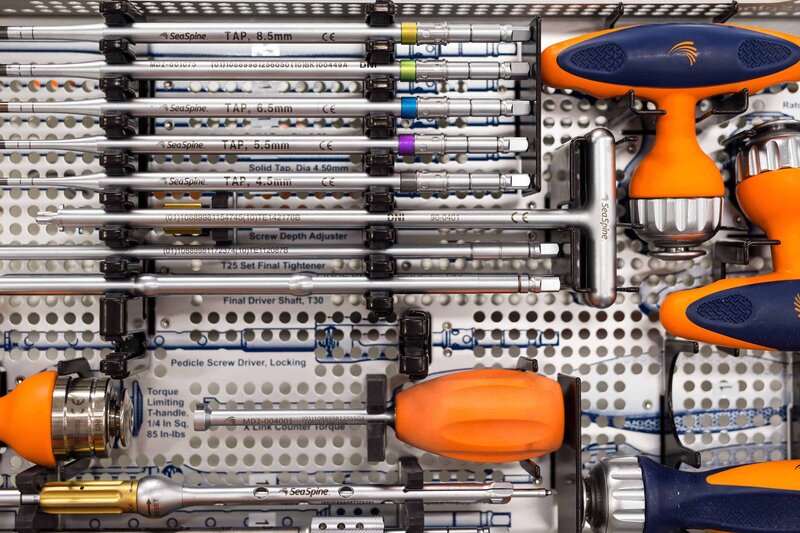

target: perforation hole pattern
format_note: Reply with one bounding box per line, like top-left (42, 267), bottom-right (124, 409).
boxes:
top-left (0, 8), bottom-right (796, 532)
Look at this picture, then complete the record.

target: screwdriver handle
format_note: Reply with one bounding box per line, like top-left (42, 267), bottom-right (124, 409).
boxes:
top-left (541, 23), bottom-right (800, 200)
top-left (393, 369), bottom-right (564, 463)
top-left (660, 276), bottom-right (800, 352)
top-left (0, 371), bottom-right (57, 467)
top-left (640, 457), bottom-right (800, 533)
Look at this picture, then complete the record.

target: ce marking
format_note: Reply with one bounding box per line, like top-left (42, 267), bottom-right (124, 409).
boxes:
top-left (510, 211), bottom-right (530, 223)
top-left (322, 104), bottom-right (337, 114)
top-left (322, 32), bottom-right (336, 42)
top-left (318, 141), bottom-right (334, 151)
top-left (321, 177), bottom-right (336, 187)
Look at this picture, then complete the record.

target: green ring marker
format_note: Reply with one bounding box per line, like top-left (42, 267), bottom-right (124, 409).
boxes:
top-left (400, 60), bottom-right (416, 82)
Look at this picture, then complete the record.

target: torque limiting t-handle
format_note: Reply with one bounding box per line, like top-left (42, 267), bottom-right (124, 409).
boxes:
top-left (194, 369), bottom-right (566, 463)
top-left (541, 23), bottom-right (800, 257)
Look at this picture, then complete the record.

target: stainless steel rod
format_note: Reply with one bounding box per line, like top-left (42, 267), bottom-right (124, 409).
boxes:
top-left (0, 273), bottom-right (561, 296)
top-left (0, 134), bottom-right (528, 155)
top-left (0, 59), bottom-right (530, 82)
top-left (0, 490), bottom-right (37, 507)
top-left (1, 171), bottom-right (531, 192)
top-left (0, 242), bottom-right (558, 261)
top-left (195, 407), bottom-right (396, 430)
top-left (36, 208), bottom-right (585, 230)
top-left (0, 96), bottom-right (531, 118)
top-left (0, 22), bottom-right (532, 44)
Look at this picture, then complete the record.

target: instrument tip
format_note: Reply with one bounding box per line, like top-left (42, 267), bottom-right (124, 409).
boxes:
top-left (0, 103), bottom-right (7, 113)
top-left (0, 28), bottom-right (7, 40)
top-left (35, 211), bottom-right (56, 224)
top-left (0, 65), bottom-right (6, 77)
top-left (0, 178), bottom-right (6, 186)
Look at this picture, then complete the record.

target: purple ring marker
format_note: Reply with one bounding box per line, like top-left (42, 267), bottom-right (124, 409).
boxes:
top-left (397, 134), bottom-right (415, 156)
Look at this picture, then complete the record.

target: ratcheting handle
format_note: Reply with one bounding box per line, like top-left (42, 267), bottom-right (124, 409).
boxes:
top-left (541, 23), bottom-right (800, 199)
top-left (639, 457), bottom-right (800, 533)
top-left (660, 277), bottom-right (800, 352)
top-left (394, 369), bottom-right (565, 463)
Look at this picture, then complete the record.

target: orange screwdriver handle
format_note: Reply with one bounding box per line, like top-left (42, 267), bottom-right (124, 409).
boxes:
top-left (0, 371), bottom-right (57, 467)
top-left (394, 369), bottom-right (564, 463)
top-left (541, 23), bottom-right (800, 199)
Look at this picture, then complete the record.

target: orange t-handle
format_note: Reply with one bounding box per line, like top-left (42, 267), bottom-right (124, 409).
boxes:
top-left (0, 371), bottom-right (58, 467)
top-left (394, 369), bottom-right (564, 463)
top-left (541, 23), bottom-right (800, 201)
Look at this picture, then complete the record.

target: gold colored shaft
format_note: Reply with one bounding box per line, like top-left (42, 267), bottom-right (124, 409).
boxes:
top-left (38, 480), bottom-right (138, 515)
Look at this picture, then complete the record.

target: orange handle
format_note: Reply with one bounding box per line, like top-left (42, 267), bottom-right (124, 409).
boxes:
top-left (660, 168), bottom-right (800, 351)
top-left (0, 371), bottom-right (57, 467)
top-left (541, 23), bottom-right (800, 200)
top-left (394, 369), bottom-right (564, 463)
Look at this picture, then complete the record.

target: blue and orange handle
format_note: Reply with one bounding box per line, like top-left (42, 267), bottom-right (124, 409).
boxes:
top-left (660, 165), bottom-right (800, 351)
top-left (639, 457), bottom-right (800, 532)
top-left (541, 23), bottom-right (800, 200)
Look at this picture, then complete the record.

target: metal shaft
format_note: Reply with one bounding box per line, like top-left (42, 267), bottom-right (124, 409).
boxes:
top-left (37, 208), bottom-right (587, 231)
top-left (0, 273), bottom-right (561, 296)
top-left (0, 490), bottom-right (38, 507)
top-left (0, 96), bottom-right (531, 119)
top-left (0, 59), bottom-right (530, 82)
top-left (27, 475), bottom-right (548, 518)
top-left (195, 407), bottom-right (395, 430)
top-left (0, 134), bottom-right (528, 155)
top-left (0, 242), bottom-right (558, 261)
top-left (0, 22), bottom-right (532, 44)
top-left (1, 171), bottom-right (531, 193)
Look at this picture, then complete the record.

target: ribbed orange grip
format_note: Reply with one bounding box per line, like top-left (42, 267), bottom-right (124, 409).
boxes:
top-left (394, 369), bottom-right (564, 463)
top-left (0, 371), bottom-right (57, 467)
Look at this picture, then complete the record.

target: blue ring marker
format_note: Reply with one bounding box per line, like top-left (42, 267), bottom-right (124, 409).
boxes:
top-left (400, 97), bottom-right (417, 119)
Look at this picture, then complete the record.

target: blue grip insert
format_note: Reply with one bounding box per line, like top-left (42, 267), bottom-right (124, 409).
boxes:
top-left (400, 97), bottom-right (417, 119)
top-left (557, 23), bottom-right (800, 88)
top-left (640, 457), bottom-right (800, 533)
top-left (685, 279), bottom-right (800, 351)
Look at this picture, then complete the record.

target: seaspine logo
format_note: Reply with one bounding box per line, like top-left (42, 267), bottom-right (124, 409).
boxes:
top-left (224, 416), bottom-right (237, 425)
top-left (794, 293), bottom-right (800, 318)
top-left (668, 41), bottom-right (698, 66)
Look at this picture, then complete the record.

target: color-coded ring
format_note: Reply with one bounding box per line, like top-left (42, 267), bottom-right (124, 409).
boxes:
top-left (397, 134), bottom-right (415, 155)
top-left (400, 22), bottom-right (416, 45)
top-left (399, 60), bottom-right (416, 82)
top-left (400, 97), bottom-right (417, 119)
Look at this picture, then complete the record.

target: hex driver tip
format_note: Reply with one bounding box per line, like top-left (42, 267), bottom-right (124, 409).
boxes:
top-left (505, 137), bottom-right (530, 153)
top-left (537, 243), bottom-right (560, 258)
top-left (505, 61), bottom-right (531, 79)
top-left (507, 26), bottom-right (533, 42)
top-left (507, 100), bottom-right (532, 116)
top-left (508, 174), bottom-right (532, 189)
top-left (193, 404), bottom-right (212, 431)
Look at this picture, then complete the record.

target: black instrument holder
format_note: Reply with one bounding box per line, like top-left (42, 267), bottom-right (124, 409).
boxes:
top-left (660, 339), bottom-right (702, 470)
top-left (553, 373), bottom-right (582, 533)
top-left (365, 374), bottom-right (389, 462)
top-left (398, 310), bottom-right (432, 381)
top-left (398, 456), bottom-right (425, 533)
top-left (519, 17), bottom-right (541, 194)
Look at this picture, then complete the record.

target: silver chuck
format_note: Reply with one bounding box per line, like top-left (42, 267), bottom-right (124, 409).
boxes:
top-left (584, 456), bottom-right (646, 533)
top-left (629, 197), bottom-right (723, 260)
top-left (50, 376), bottom-right (132, 460)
